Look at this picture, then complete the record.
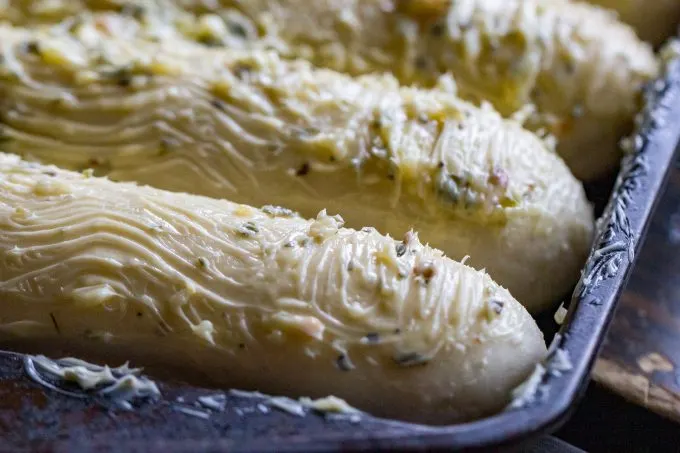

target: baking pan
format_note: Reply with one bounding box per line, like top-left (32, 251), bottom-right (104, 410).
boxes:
top-left (1, 47), bottom-right (679, 453)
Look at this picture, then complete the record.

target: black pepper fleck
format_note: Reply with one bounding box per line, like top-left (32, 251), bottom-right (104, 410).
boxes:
top-left (395, 242), bottom-right (407, 257)
top-left (211, 99), bottom-right (226, 111)
top-left (295, 162), bottom-right (310, 176)
top-left (50, 312), bottom-right (60, 335)
top-left (430, 23), bottom-right (445, 37)
top-left (137, 312), bottom-right (143, 317)
top-left (238, 343), bottom-right (246, 349)
top-left (117, 75), bottom-right (132, 88)
top-left (159, 137), bottom-right (180, 155)
top-left (22, 41), bottom-right (40, 55)
top-left (336, 354), bottom-right (354, 371)
top-left (414, 262), bottom-right (436, 283)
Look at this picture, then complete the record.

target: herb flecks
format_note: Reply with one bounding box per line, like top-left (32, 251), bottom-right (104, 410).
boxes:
top-left (111, 67), bottom-right (132, 87)
top-left (197, 35), bottom-right (224, 47)
top-left (211, 99), bottom-right (226, 111)
top-left (438, 173), bottom-right (462, 204)
top-left (102, 65), bottom-right (151, 88)
top-left (227, 21), bottom-right (248, 39)
top-left (237, 221), bottom-right (259, 237)
top-left (232, 63), bottom-right (253, 80)
top-left (363, 332), bottom-right (380, 344)
top-left (393, 352), bottom-right (429, 367)
top-left (262, 205), bottom-right (295, 217)
top-left (120, 3), bottom-right (146, 20)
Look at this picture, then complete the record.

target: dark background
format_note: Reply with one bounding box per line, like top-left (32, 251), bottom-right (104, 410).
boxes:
top-left (553, 382), bottom-right (680, 452)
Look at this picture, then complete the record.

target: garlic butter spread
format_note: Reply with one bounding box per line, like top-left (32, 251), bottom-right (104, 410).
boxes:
top-left (0, 24), bottom-right (593, 311)
top-left (24, 355), bottom-right (161, 410)
top-left (0, 0), bottom-right (658, 179)
top-left (0, 153), bottom-right (546, 423)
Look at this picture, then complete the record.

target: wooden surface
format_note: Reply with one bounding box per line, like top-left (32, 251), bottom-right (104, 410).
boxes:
top-left (594, 159), bottom-right (680, 423)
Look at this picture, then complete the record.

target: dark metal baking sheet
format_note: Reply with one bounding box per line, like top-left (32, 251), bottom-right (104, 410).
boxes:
top-left (1, 45), bottom-right (680, 453)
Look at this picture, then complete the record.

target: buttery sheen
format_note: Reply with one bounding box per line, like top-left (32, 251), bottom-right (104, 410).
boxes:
top-left (0, 153), bottom-right (546, 423)
top-left (0, 0), bottom-right (659, 179)
top-left (0, 24), bottom-right (594, 311)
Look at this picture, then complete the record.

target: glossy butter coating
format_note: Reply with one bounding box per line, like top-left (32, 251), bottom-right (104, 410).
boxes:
top-left (0, 24), bottom-right (593, 311)
top-left (0, 153), bottom-right (546, 423)
top-left (0, 0), bottom-right (659, 179)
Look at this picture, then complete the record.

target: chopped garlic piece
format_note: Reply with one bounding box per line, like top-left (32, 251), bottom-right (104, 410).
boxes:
top-left (191, 320), bottom-right (216, 344)
top-left (554, 303), bottom-right (568, 325)
top-left (308, 210), bottom-right (344, 242)
top-left (271, 312), bottom-right (325, 340)
top-left (70, 284), bottom-right (118, 307)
